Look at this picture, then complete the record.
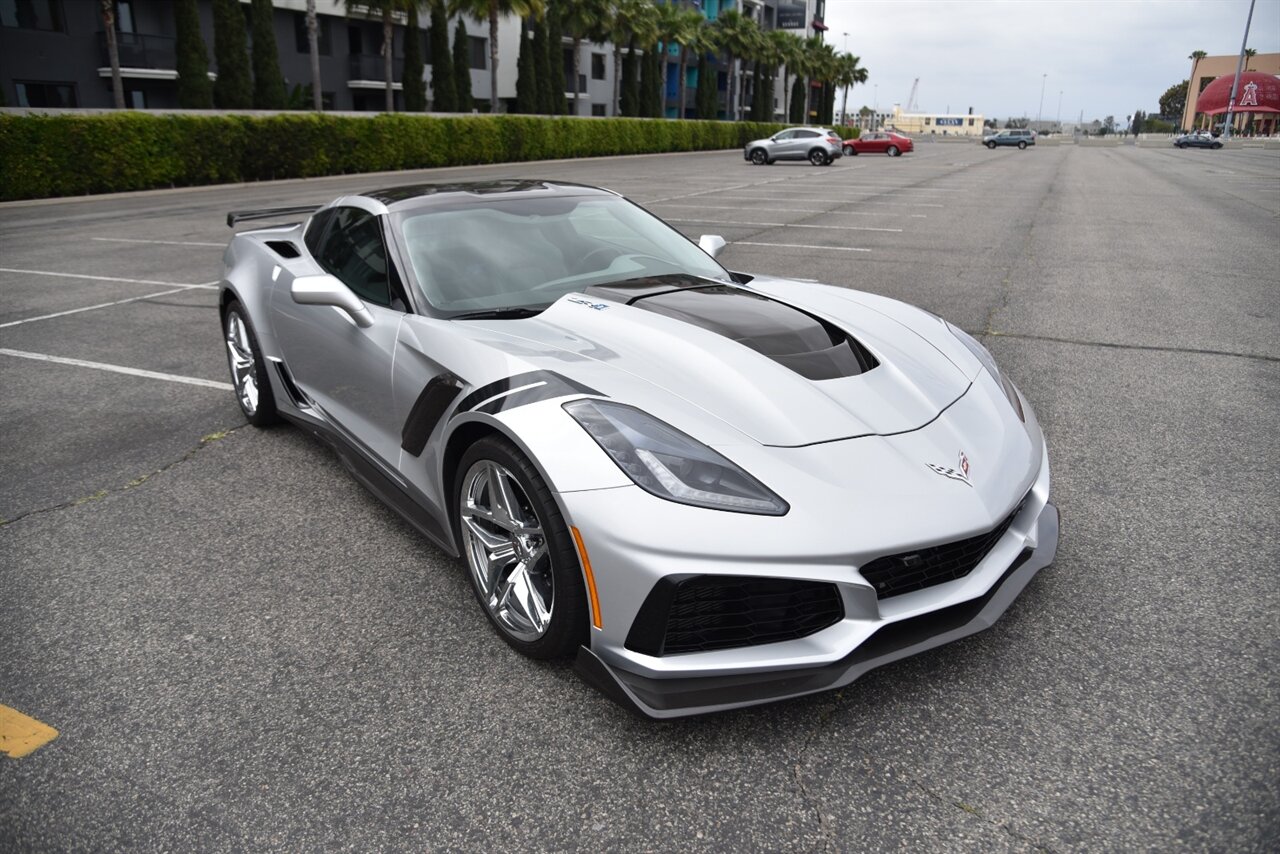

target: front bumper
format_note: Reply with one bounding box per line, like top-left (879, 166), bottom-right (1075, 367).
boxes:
top-left (575, 503), bottom-right (1059, 718)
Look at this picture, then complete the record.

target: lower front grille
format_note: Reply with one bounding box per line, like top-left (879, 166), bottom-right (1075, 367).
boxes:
top-left (625, 576), bottom-right (844, 657)
top-left (859, 503), bottom-right (1024, 599)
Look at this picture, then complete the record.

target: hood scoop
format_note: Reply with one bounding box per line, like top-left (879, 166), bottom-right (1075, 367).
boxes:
top-left (585, 280), bottom-right (878, 381)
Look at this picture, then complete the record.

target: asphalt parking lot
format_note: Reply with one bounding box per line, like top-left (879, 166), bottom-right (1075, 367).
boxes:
top-left (2, 140), bottom-right (1277, 851)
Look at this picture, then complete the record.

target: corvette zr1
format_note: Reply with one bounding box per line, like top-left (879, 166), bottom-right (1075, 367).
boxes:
top-left (219, 180), bottom-right (1059, 718)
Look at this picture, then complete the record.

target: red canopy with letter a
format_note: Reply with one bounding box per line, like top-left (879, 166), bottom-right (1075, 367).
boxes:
top-left (1195, 72), bottom-right (1280, 115)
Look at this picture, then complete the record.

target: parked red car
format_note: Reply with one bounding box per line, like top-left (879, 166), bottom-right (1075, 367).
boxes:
top-left (843, 132), bottom-right (914, 157)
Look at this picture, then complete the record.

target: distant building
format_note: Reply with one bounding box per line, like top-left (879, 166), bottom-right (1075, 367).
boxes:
top-left (1179, 52), bottom-right (1280, 132)
top-left (882, 106), bottom-right (984, 137)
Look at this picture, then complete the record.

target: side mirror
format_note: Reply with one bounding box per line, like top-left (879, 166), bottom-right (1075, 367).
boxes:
top-left (698, 234), bottom-right (727, 260)
top-left (291, 274), bottom-right (374, 328)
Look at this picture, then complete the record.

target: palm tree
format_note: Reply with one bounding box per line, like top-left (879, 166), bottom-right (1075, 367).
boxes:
top-left (835, 53), bottom-right (867, 127)
top-left (712, 9), bottom-right (761, 122)
top-left (100, 0), bottom-right (125, 108)
top-left (771, 29), bottom-right (803, 123)
top-left (560, 0), bottom-right (609, 115)
top-left (344, 0), bottom-right (414, 112)
top-left (801, 37), bottom-right (837, 123)
top-left (608, 0), bottom-right (657, 117)
top-left (306, 0), bottom-right (323, 110)
top-left (659, 6), bottom-right (705, 120)
top-left (450, 0), bottom-right (545, 113)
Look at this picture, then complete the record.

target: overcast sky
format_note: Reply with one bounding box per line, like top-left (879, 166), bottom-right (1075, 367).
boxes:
top-left (822, 0), bottom-right (1280, 123)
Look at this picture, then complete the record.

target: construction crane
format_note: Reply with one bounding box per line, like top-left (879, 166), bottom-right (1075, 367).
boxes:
top-left (905, 79), bottom-right (920, 113)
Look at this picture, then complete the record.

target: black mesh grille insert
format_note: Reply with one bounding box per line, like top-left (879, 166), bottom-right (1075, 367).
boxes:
top-left (657, 577), bottom-right (844, 656)
top-left (859, 504), bottom-right (1023, 599)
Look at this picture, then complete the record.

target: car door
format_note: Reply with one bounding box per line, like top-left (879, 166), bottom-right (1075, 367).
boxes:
top-left (863, 133), bottom-right (887, 153)
top-left (270, 204), bottom-right (408, 467)
top-left (770, 129), bottom-right (797, 159)
top-left (790, 129), bottom-right (820, 158)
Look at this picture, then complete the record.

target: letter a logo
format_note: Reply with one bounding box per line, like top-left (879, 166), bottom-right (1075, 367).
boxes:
top-left (1240, 81), bottom-right (1259, 108)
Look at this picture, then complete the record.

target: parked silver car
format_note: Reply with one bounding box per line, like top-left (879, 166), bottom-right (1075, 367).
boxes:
top-left (744, 127), bottom-right (844, 166)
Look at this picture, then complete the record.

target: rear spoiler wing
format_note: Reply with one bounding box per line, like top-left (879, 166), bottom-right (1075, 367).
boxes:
top-left (226, 205), bottom-right (321, 228)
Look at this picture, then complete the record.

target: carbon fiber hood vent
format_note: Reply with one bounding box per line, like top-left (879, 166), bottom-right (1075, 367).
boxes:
top-left (584, 278), bottom-right (878, 381)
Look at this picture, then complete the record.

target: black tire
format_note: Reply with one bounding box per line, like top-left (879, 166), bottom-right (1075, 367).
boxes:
top-left (750, 148), bottom-right (768, 165)
top-left (454, 435), bottom-right (587, 660)
top-left (808, 148), bottom-right (827, 166)
top-left (1018, 141), bottom-right (1028, 150)
top-left (986, 141), bottom-right (997, 149)
top-left (1176, 142), bottom-right (1185, 148)
top-left (887, 145), bottom-right (900, 157)
top-left (822, 155), bottom-right (833, 165)
top-left (222, 300), bottom-right (280, 427)
top-left (1213, 143), bottom-right (1222, 149)
top-left (843, 144), bottom-right (856, 156)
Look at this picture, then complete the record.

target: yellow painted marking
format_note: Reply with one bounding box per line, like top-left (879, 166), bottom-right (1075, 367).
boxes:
top-left (0, 704), bottom-right (59, 758)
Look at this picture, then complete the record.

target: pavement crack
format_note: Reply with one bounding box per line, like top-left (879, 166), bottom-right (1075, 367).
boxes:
top-left (0, 427), bottom-right (241, 528)
top-left (984, 329), bottom-right (1279, 363)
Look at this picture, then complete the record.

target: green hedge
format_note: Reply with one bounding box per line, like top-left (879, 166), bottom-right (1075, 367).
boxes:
top-left (0, 113), bottom-right (800, 201)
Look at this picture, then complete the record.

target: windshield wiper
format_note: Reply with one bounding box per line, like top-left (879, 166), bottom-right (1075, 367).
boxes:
top-left (449, 306), bottom-right (547, 320)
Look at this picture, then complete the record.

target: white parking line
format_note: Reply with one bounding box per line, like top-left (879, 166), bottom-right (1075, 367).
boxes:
top-left (91, 237), bottom-right (224, 247)
top-left (652, 203), bottom-right (925, 217)
top-left (705, 196), bottom-right (945, 208)
top-left (733, 241), bottom-right (871, 252)
top-left (0, 348), bottom-right (232, 391)
top-left (667, 218), bottom-right (902, 232)
top-left (0, 287), bottom-right (196, 329)
top-left (0, 267), bottom-right (219, 289)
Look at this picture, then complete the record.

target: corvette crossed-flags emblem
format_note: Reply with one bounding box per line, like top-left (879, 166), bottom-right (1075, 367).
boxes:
top-left (926, 451), bottom-right (973, 486)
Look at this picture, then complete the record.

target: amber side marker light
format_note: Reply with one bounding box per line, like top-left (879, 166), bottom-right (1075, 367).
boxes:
top-left (571, 526), bottom-right (603, 629)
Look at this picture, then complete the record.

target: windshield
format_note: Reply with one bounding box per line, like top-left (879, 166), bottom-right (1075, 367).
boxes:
top-left (393, 195), bottom-right (731, 315)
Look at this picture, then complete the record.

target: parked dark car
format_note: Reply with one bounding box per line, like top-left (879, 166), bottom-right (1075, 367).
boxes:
top-left (1174, 132), bottom-right (1223, 149)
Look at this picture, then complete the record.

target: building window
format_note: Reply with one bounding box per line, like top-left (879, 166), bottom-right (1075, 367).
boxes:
top-left (968, 118), bottom-right (974, 126)
top-left (924, 117), bottom-right (931, 125)
top-left (126, 88), bottom-right (145, 109)
top-left (591, 53), bottom-right (605, 80)
top-left (1, 0), bottom-right (64, 30)
top-left (294, 11), bottom-right (331, 55)
top-left (15, 80), bottom-right (77, 107)
top-left (591, 103), bottom-right (606, 116)
top-left (469, 36), bottom-right (487, 69)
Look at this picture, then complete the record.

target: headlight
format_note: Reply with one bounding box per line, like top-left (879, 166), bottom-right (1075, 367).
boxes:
top-left (563, 400), bottom-right (789, 516)
top-left (946, 322), bottom-right (1025, 422)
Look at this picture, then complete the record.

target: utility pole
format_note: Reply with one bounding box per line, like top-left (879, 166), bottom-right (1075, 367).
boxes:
top-left (1222, 0), bottom-right (1257, 140)
top-left (1036, 73), bottom-right (1047, 130)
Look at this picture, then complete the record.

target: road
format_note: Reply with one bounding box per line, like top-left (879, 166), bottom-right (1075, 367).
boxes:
top-left (2, 141), bottom-right (1277, 851)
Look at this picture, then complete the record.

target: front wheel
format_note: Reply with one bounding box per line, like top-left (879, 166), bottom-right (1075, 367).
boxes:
top-left (986, 141), bottom-right (997, 149)
top-left (808, 148), bottom-right (827, 166)
top-left (1018, 141), bottom-right (1028, 150)
top-left (750, 148), bottom-right (768, 165)
top-left (1212, 143), bottom-right (1223, 149)
top-left (223, 301), bottom-right (280, 427)
top-left (455, 436), bottom-right (587, 660)
top-left (887, 145), bottom-right (900, 157)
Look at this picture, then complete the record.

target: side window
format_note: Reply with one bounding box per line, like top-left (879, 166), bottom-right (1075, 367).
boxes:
top-left (304, 209), bottom-right (334, 257)
top-left (774, 130), bottom-right (794, 140)
top-left (797, 130), bottom-right (819, 138)
top-left (315, 207), bottom-right (393, 308)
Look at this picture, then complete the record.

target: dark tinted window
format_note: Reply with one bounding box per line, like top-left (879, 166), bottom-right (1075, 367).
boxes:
top-left (469, 36), bottom-right (487, 69)
top-left (304, 209), bottom-right (334, 256)
top-left (1, 0), bottom-right (64, 30)
top-left (797, 130), bottom-right (820, 138)
top-left (315, 207), bottom-right (392, 307)
top-left (15, 81), bottom-right (76, 107)
top-left (294, 11), bottom-right (330, 55)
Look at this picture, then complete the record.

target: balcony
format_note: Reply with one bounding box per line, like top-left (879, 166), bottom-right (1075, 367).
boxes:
top-left (348, 53), bottom-right (404, 83)
top-left (97, 31), bottom-right (176, 73)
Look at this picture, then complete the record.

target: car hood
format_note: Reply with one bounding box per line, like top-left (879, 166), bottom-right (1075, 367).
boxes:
top-left (462, 276), bottom-right (972, 448)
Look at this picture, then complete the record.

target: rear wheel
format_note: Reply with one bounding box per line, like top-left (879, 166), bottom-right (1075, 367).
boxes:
top-left (808, 148), bottom-right (827, 166)
top-left (887, 145), bottom-right (900, 157)
top-left (986, 140), bottom-right (997, 149)
top-left (455, 436), bottom-right (586, 660)
top-left (1213, 142), bottom-right (1223, 149)
top-left (223, 301), bottom-right (280, 427)
top-left (750, 148), bottom-right (768, 165)
top-left (1018, 141), bottom-right (1028, 150)
top-left (843, 144), bottom-right (857, 156)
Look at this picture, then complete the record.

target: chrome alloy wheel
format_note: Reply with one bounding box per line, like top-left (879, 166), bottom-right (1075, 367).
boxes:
top-left (224, 310), bottom-right (259, 416)
top-left (459, 460), bottom-right (554, 642)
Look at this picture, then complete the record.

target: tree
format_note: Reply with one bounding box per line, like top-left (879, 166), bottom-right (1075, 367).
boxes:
top-left (695, 53), bottom-right (716, 119)
top-left (620, 39), bottom-right (638, 116)
top-left (453, 17), bottom-right (473, 110)
top-left (213, 0), bottom-right (253, 108)
top-left (641, 43), bottom-right (662, 117)
top-left (712, 10), bottom-right (761, 122)
top-left (1160, 80), bottom-right (1188, 120)
top-left (251, 0), bottom-right (287, 109)
top-left (515, 22), bottom-right (537, 113)
top-left (305, 0), bottom-right (323, 111)
top-left (769, 29), bottom-right (803, 125)
top-left (100, 0), bottom-right (125, 108)
top-left (176, 0), bottom-right (213, 108)
top-left (429, 1), bottom-right (456, 111)
top-left (403, 3), bottom-right (426, 111)
top-left (607, 0), bottom-right (656, 117)
top-left (835, 53), bottom-right (867, 127)
top-left (449, 0), bottom-right (545, 115)
top-left (672, 11), bottom-right (713, 120)
top-left (344, 1), bottom-right (408, 113)
top-left (1131, 109), bottom-right (1144, 136)
top-left (788, 75), bottom-right (804, 123)
top-left (541, 1), bottom-right (567, 114)
top-left (561, 0), bottom-right (609, 115)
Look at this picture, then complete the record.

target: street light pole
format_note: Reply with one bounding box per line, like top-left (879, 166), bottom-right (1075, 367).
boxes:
top-left (1222, 0), bottom-right (1257, 140)
top-left (1037, 73), bottom-right (1047, 130)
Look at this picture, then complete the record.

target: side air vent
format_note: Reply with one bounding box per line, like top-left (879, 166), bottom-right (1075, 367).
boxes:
top-left (593, 282), bottom-right (879, 381)
top-left (265, 240), bottom-right (302, 259)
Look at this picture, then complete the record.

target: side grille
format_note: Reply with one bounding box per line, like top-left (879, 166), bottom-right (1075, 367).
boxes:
top-left (859, 504), bottom-right (1023, 599)
top-left (626, 576), bottom-right (844, 657)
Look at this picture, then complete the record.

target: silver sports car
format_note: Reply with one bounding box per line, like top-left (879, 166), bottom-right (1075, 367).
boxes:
top-left (220, 180), bottom-right (1059, 718)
